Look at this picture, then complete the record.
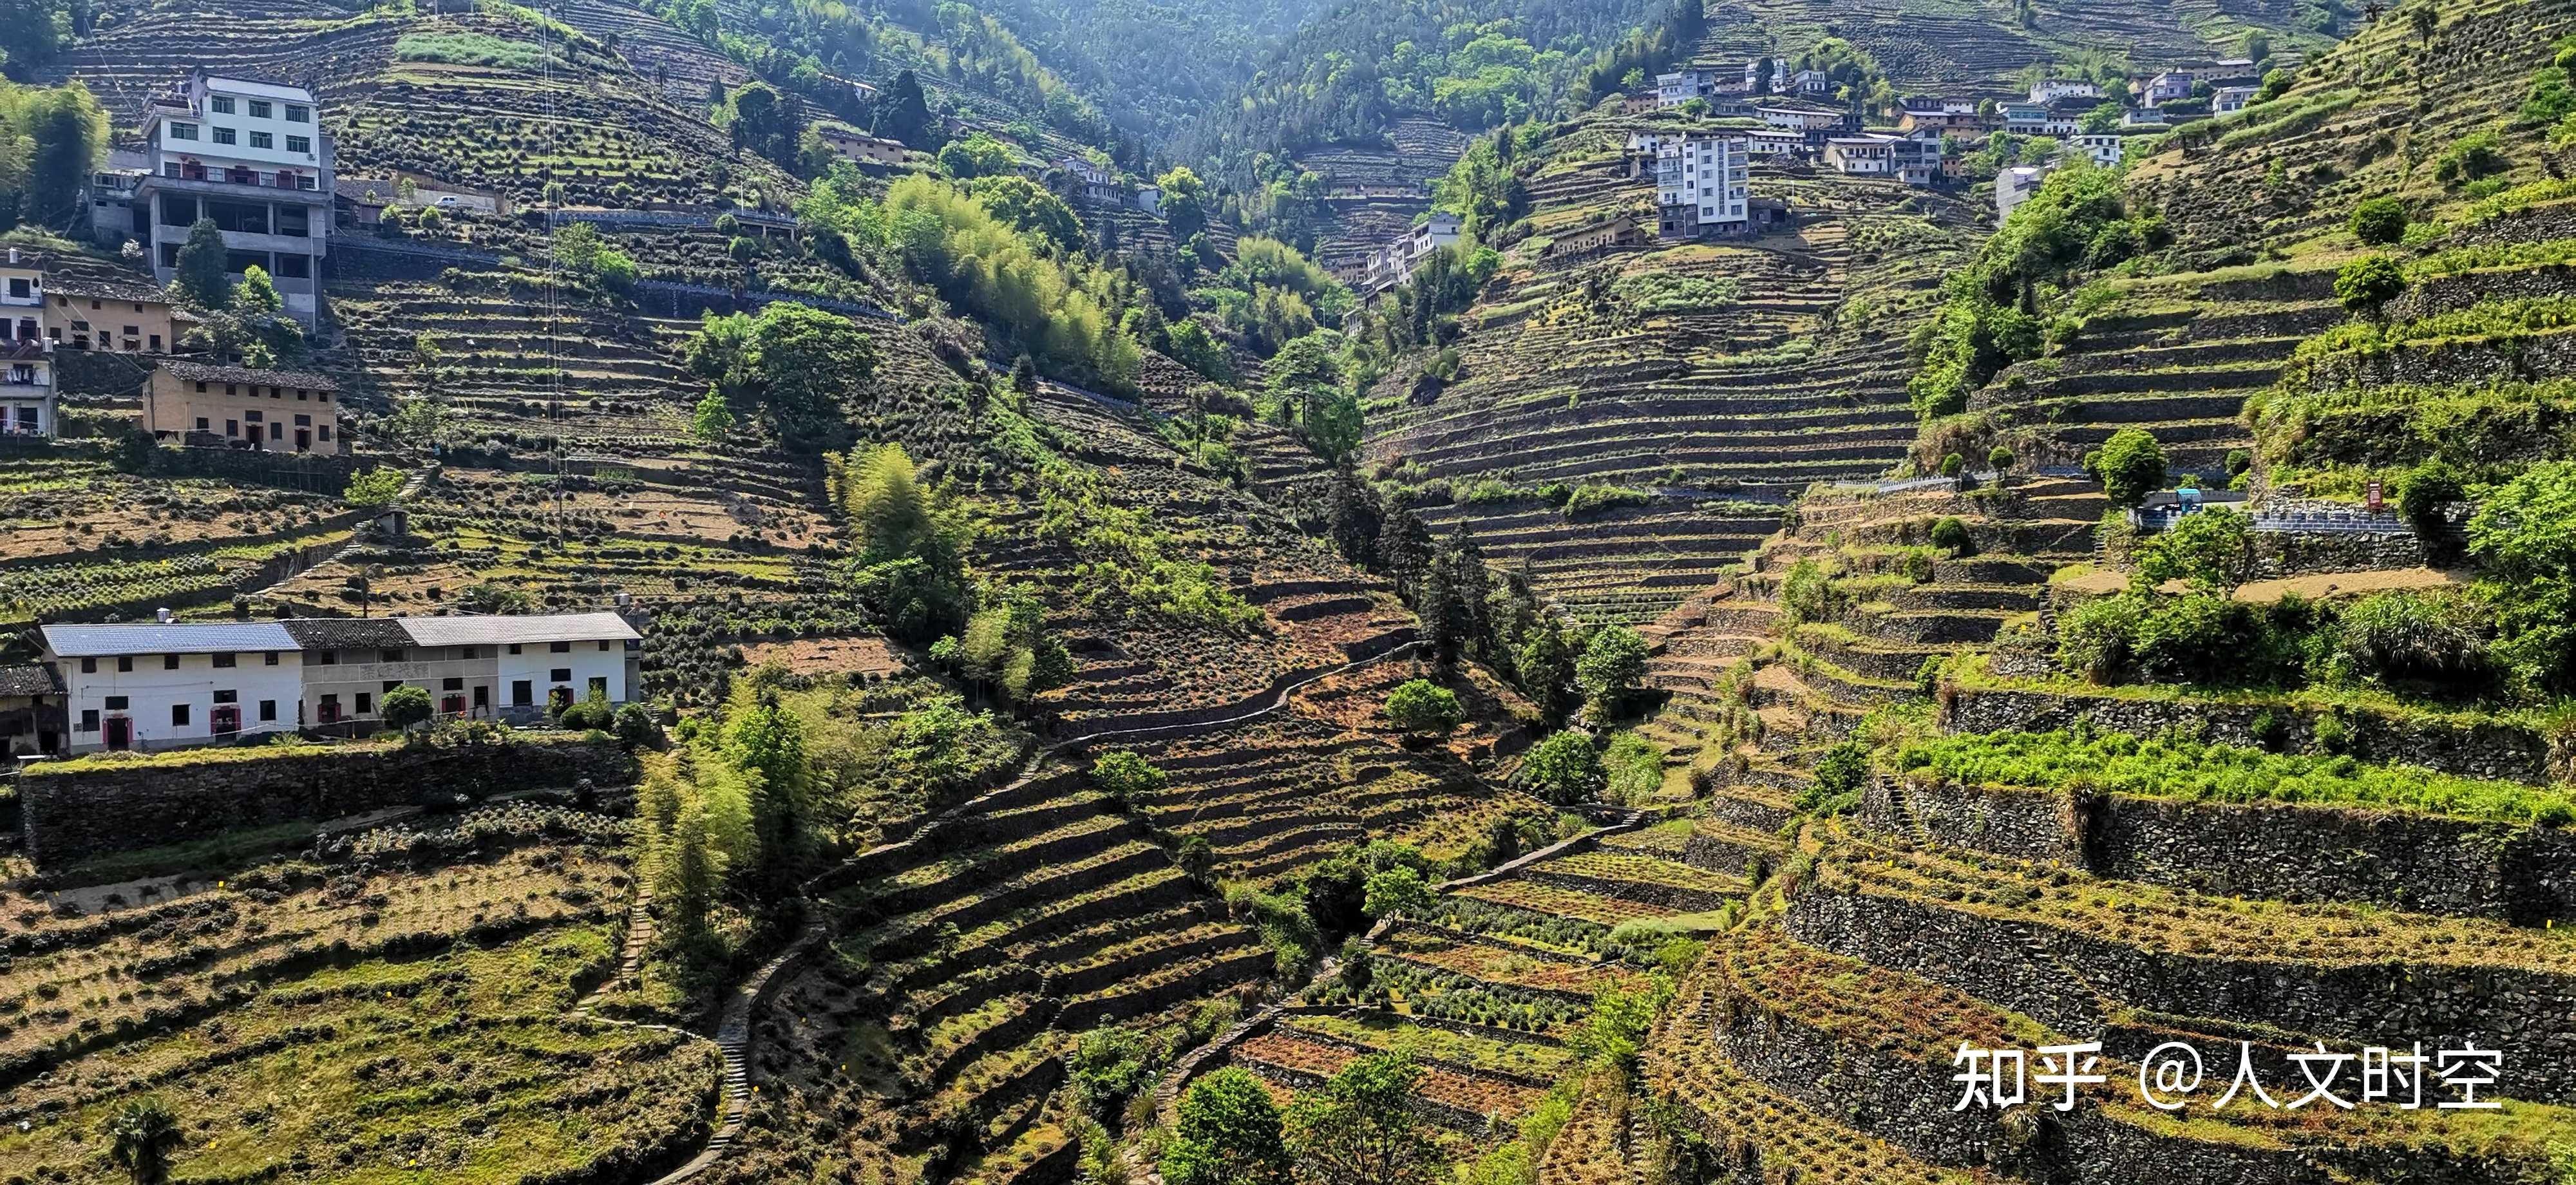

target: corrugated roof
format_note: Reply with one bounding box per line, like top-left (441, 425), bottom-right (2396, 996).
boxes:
top-left (41, 621), bottom-right (301, 657)
top-left (397, 612), bottom-right (639, 647)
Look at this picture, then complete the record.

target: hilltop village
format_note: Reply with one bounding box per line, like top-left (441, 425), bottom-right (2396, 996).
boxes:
top-left (0, 0), bottom-right (2573, 1182)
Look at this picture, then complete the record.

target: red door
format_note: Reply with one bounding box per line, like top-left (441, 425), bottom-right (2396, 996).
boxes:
top-left (440, 694), bottom-right (465, 717)
top-left (103, 716), bottom-right (131, 750)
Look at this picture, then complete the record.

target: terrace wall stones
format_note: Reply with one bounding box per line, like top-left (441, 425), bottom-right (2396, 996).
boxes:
top-left (17, 735), bottom-right (636, 865)
top-left (2298, 327), bottom-right (2576, 393)
top-left (2392, 263), bottom-right (2576, 321)
top-left (2246, 527), bottom-right (2426, 577)
top-left (1785, 890), bottom-right (2576, 1103)
top-left (1700, 992), bottom-right (2543, 1184)
top-left (1861, 774), bottom-right (2576, 922)
top-left (1940, 687), bottom-right (2558, 784)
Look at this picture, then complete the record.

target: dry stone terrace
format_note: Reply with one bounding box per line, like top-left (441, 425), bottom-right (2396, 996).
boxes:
top-left (1361, 105), bottom-right (1976, 621)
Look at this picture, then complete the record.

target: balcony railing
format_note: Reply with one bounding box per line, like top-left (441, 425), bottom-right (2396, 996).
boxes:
top-left (153, 165), bottom-right (322, 193)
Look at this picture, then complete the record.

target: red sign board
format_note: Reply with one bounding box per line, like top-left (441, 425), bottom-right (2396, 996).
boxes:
top-left (2366, 479), bottom-right (2384, 513)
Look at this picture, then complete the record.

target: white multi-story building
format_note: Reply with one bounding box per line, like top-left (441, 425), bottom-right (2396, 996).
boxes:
top-left (37, 611), bottom-right (641, 753)
top-left (1359, 212), bottom-right (1464, 292)
top-left (1997, 164), bottom-right (2053, 222)
top-left (2143, 70), bottom-right (2195, 107)
top-left (0, 249), bottom-right (55, 438)
top-left (2068, 133), bottom-right (2127, 167)
top-left (1656, 68), bottom-right (1717, 108)
top-left (2213, 85), bottom-right (2259, 114)
top-left (133, 70), bottom-right (334, 323)
top-left (1655, 131), bottom-right (1750, 240)
top-left (1747, 129), bottom-right (1808, 157)
top-left (2029, 79), bottom-right (2104, 105)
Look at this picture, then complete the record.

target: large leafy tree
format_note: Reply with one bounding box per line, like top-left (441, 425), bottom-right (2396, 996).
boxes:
top-left (17, 82), bottom-right (106, 230)
top-left (1162, 1067), bottom-right (1292, 1185)
top-left (728, 82), bottom-right (802, 171)
top-left (1285, 1051), bottom-right (1446, 1185)
top-left (2468, 460), bottom-right (2576, 694)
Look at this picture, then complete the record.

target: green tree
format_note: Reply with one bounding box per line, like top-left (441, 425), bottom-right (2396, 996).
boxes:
top-left (748, 302), bottom-right (878, 441)
top-left (2335, 254), bottom-right (2407, 312)
top-left (1158, 165), bottom-right (1208, 240)
top-left (727, 82), bottom-right (803, 170)
top-left (379, 684), bottom-right (433, 729)
top-left (1162, 1068), bottom-right (1292, 1185)
top-left (343, 466), bottom-right (405, 507)
top-left (1285, 1051), bottom-right (1444, 1185)
top-left (2078, 100), bottom-right (2124, 134)
top-left (873, 69), bottom-right (936, 148)
top-left (1575, 625), bottom-right (1649, 717)
top-left (2350, 196), bottom-right (2409, 245)
top-left (690, 384), bottom-right (735, 442)
top-left (1383, 678), bottom-right (1463, 736)
top-left (1088, 748), bottom-right (1166, 802)
top-left (21, 83), bottom-right (108, 231)
top-left (938, 131), bottom-right (1013, 179)
top-left (835, 441), bottom-right (972, 640)
top-left (1362, 865), bottom-right (1434, 918)
top-left (723, 684), bottom-right (809, 854)
top-left (174, 218), bottom-right (232, 308)
top-left (2135, 508), bottom-right (2251, 591)
top-left (969, 175), bottom-right (1084, 252)
top-left (2091, 428), bottom-right (2168, 507)
top-left (2466, 460), bottom-right (2576, 694)
top-left (234, 265), bottom-right (283, 315)
top-left (106, 1099), bottom-right (182, 1185)
top-left (2434, 131), bottom-right (2508, 186)
top-left (1515, 622), bottom-right (1578, 724)
top-left (1521, 729), bottom-right (1605, 806)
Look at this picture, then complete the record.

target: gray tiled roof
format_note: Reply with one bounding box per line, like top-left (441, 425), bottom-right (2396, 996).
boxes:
top-left (37, 612), bottom-right (638, 657)
top-left (158, 358), bottom-right (339, 392)
top-left (0, 663), bottom-right (63, 697)
top-left (398, 612), bottom-right (638, 646)
top-left (40, 621), bottom-right (300, 657)
top-left (282, 618), bottom-right (414, 649)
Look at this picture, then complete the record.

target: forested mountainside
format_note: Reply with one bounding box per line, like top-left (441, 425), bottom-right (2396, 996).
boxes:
top-left (4, 0), bottom-right (2576, 1177)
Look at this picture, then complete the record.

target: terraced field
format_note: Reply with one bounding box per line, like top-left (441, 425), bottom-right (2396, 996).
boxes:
top-left (0, 806), bottom-right (715, 1185)
top-left (1363, 108), bottom-right (1980, 622)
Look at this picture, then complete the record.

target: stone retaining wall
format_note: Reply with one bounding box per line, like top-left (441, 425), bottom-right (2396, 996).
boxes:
top-left (1942, 687), bottom-right (2559, 784)
top-left (1785, 891), bottom-right (2576, 1103)
top-left (1861, 773), bottom-right (2576, 922)
top-left (17, 736), bottom-right (636, 866)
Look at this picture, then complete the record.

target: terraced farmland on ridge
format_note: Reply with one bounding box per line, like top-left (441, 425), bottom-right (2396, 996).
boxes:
top-left (1363, 111), bottom-right (1982, 622)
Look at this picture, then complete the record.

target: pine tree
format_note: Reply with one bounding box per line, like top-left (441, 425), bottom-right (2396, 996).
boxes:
top-left (875, 70), bottom-right (934, 147)
top-left (173, 218), bottom-right (231, 309)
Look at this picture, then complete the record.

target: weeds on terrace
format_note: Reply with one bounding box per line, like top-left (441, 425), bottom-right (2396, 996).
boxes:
top-left (1892, 728), bottom-right (2576, 825)
top-left (2289, 296), bottom-right (2576, 365)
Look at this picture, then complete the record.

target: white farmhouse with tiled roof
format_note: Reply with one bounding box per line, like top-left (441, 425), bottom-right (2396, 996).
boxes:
top-left (36, 611), bottom-right (639, 752)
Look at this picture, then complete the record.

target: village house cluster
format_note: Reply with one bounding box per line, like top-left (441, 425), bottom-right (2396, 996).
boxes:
top-left (1616, 53), bottom-right (2289, 233)
top-left (0, 611), bottom-right (642, 757)
top-left (0, 246), bottom-right (350, 453)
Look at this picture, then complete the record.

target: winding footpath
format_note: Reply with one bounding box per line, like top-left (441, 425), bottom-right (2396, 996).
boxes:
top-left (628, 640), bottom-right (1428, 1184)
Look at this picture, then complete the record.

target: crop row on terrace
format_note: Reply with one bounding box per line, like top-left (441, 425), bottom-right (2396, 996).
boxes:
top-left (0, 806), bottom-right (717, 1185)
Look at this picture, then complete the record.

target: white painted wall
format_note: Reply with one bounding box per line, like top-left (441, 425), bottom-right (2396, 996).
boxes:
top-left (61, 650), bottom-right (303, 753)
